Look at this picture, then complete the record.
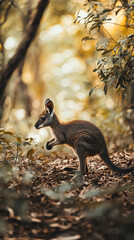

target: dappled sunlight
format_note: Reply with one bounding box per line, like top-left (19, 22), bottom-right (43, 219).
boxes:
top-left (0, 0), bottom-right (133, 149)
top-left (60, 78), bottom-right (70, 87)
top-left (0, 1), bottom-right (134, 238)
top-left (49, 24), bottom-right (63, 35)
top-left (28, 128), bottom-right (49, 144)
top-left (13, 108), bottom-right (26, 121)
top-left (4, 37), bottom-right (17, 50)
top-left (22, 71), bottom-right (34, 84)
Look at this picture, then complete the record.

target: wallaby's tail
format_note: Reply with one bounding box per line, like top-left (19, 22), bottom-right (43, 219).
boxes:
top-left (100, 148), bottom-right (134, 174)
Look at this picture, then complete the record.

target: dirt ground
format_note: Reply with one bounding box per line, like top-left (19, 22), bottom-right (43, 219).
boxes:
top-left (0, 150), bottom-right (134, 240)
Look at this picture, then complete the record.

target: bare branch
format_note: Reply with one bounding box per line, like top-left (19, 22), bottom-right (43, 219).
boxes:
top-left (102, 25), bottom-right (117, 43)
top-left (104, 22), bottom-right (134, 29)
top-left (9, 0), bottom-right (25, 16)
top-left (0, 1), bottom-right (12, 26)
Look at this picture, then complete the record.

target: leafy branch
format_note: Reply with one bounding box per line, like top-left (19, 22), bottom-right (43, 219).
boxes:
top-left (75, 0), bottom-right (134, 95)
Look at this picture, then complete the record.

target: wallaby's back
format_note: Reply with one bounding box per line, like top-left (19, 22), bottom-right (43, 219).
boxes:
top-left (61, 120), bottom-right (106, 154)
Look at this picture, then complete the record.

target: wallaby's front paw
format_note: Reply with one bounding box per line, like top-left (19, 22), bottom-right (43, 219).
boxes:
top-left (46, 142), bottom-right (52, 150)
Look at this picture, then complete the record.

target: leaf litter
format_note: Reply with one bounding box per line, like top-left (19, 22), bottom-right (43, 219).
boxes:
top-left (0, 133), bottom-right (134, 240)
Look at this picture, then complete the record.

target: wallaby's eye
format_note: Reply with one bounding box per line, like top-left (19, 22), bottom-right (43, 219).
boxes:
top-left (41, 116), bottom-right (46, 121)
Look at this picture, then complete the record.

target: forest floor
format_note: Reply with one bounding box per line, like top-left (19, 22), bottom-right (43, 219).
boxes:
top-left (0, 149), bottom-right (134, 240)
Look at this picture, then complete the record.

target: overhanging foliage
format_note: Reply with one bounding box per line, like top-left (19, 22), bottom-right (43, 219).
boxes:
top-left (75, 0), bottom-right (134, 95)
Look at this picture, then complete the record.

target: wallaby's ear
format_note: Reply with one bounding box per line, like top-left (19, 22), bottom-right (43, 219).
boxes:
top-left (45, 99), bottom-right (54, 114)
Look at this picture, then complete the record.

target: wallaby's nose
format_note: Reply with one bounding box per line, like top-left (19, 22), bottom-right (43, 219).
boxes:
top-left (34, 122), bottom-right (38, 129)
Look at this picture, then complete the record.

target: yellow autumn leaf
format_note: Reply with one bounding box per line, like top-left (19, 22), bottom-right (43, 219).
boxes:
top-left (27, 148), bottom-right (35, 158)
top-left (0, 145), bottom-right (3, 152)
top-left (16, 137), bottom-right (22, 143)
top-left (0, 44), bottom-right (2, 51)
top-left (5, 131), bottom-right (13, 135)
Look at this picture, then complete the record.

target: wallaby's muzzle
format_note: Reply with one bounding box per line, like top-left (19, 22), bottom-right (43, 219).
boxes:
top-left (35, 119), bottom-right (44, 129)
top-left (34, 121), bottom-right (39, 129)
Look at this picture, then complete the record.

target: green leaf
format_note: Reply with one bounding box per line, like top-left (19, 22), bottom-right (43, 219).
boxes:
top-left (100, 70), bottom-right (106, 79)
top-left (89, 87), bottom-right (96, 96)
top-left (104, 84), bottom-right (108, 95)
top-left (127, 34), bottom-right (134, 38)
top-left (74, 15), bottom-right (80, 24)
top-left (130, 23), bottom-right (134, 27)
top-left (23, 142), bottom-right (31, 146)
top-left (97, 48), bottom-right (105, 51)
top-left (94, 2), bottom-right (103, 6)
top-left (93, 68), bottom-right (98, 72)
top-left (115, 7), bottom-right (122, 15)
top-left (102, 8), bottom-right (112, 14)
top-left (102, 49), bottom-right (113, 55)
top-left (13, 141), bottom-right (21, 147)
top-left (96, 38), bottom-right (109, 51)
top-left (82, 36), bottom-right (95, 41)
top-left (90, 25), bottom-right (98, 31)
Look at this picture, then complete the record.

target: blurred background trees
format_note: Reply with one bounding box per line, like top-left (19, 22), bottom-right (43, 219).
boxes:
top-left (0, 0), bottom-right (133, 150)
top-left (0, 0), bottom-right (49, 117)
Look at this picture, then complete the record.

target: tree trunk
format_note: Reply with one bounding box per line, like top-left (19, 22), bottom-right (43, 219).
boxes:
top-left (0, 0), bottom-right (49, 103)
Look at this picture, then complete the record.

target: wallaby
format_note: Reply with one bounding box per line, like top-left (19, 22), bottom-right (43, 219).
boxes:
top-left (35, 98), bottom-right (134, 176)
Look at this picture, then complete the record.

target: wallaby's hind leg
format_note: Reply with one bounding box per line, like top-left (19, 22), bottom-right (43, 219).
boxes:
top-left (75, 145), bottom-right (88, 175)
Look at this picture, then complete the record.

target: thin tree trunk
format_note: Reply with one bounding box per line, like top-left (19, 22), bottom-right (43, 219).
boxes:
top-left (0, 0), bottom-right (49, 102)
